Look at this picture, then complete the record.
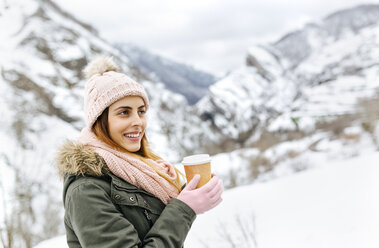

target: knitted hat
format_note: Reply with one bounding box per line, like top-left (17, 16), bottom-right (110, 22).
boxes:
top-left (83, 56), bottom-right (149, 128)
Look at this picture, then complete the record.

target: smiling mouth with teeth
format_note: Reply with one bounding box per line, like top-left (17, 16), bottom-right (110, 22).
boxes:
top-left (124, 132), bottom-right (140, 138)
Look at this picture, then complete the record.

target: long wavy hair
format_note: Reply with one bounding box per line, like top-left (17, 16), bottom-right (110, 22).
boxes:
top-left (92, 107), bottom-right (183, 191)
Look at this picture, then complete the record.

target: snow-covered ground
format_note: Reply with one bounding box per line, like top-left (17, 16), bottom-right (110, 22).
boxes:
top-left (186, 151), bottom-right (379, 248)
top-left (34, 150), bottom-right (379, 248)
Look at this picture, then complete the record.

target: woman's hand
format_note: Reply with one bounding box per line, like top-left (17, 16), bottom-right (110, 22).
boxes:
top-left (176, 174), bottom-right (223, 214)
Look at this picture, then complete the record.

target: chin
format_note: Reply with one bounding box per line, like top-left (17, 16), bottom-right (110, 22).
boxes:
top-left (124, 145), bottom-right (141, 153)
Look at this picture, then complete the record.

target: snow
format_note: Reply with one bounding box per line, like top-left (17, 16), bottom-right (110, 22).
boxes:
top-left (0, 164), bottom-right (15, 224)
top-left (34, 236), bottom-right (67, 248)
top-left (33, 151), bottom-right (379, 248)
top-left (185, 151), bottom-right (379, 248)
top-left (295, 75), bottom-right (379, 117)
top-left (1, 2), bottom-right (378, 248)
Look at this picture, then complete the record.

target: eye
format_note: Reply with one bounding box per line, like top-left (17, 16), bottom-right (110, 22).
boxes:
top-left (138, 110), bottom-right (146, 115)
top-left (119, 110), bottom-right (129, 115)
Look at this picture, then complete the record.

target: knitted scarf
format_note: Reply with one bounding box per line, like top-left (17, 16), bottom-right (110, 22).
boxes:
top-left (78, 127), bottom-right (179, 204)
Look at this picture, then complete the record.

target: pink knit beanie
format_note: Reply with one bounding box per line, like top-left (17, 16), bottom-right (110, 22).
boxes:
top-left (82, 57), bottom-right (149, 128)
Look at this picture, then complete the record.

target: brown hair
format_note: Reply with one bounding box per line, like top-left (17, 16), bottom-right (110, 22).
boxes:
top-left (93, 108), bottom-right (183, 191)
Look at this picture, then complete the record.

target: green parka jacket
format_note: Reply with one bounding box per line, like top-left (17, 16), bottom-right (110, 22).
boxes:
top-left (56, 141), bottom-right (196, 248)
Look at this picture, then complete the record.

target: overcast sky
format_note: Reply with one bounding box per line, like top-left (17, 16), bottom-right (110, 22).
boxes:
top-left (55, 0), bottom-right (379, 75)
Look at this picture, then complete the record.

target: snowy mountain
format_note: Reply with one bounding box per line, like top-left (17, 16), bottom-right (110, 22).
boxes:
top-left (0, 0), bottom-right (121, 246)
top-left (1, 1), bottom-right (379, 247)
top-left (0, 0), bottom-right (192, 246)
top-left (274, 4), bottom-right (379, 69)
top-left (116, 43), bottom-right (217, 105)
top-left (194, 3), bottom-right (379, 162)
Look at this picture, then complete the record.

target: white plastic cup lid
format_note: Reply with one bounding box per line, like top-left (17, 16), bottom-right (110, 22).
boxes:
top-left (181, 154), bottom-right (211, 165)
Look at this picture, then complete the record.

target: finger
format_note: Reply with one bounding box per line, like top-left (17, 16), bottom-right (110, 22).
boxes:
top-left (208, 179), bottom-right (223, 199)
top-left (185, 174), bottom-right (200, 190)
top-left (200, 175), bottom-right (219, 192)
top-left (207, 178), bottom-right (222, 196)
top-left (209, 187), bottom-right (223, 204)
top-left (210, 197), bottom-right (223, 208)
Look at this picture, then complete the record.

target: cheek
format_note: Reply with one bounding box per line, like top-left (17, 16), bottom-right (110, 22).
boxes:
top-left (108, 117), bottom-right (123, 136)
top-left (142, 118), bottom-right (147, 128)
top-left (141, 118), bottom-right (147, 131)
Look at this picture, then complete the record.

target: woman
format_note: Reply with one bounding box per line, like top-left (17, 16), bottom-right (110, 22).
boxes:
top-left (56, 57), bottom-right (224, 248)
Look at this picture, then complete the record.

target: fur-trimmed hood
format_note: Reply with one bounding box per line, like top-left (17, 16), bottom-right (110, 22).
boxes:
top-left (56, 141), bottom-right (109, 178)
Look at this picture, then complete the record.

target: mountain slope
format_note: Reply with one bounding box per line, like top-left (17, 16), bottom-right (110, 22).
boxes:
top-left (185, 151), bottom-right (379, 248)
top-left (2, 2), bottom-right (379, 247)
top-left (193, 3), bottom-right (379, 153)
top-left (0, 0), bottom-right (192, 246)
top-left (116, 43), bottom-right (217, 105)
top-left (273, 4), bottom-right (379, 69)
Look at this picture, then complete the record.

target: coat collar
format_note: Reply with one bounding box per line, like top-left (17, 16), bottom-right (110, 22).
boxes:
top-left (56, 140), bottom-right (109, 178)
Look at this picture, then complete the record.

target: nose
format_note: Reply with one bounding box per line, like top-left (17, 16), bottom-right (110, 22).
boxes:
top-left (131, 112), bottom-right (143, 126)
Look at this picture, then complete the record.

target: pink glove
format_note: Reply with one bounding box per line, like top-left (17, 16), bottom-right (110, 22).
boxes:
top-left (177, 174), bottom-right (223, 214)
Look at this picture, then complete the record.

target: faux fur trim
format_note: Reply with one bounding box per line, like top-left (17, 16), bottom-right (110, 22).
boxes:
top-left (56, 141), bottom-right (108, 178)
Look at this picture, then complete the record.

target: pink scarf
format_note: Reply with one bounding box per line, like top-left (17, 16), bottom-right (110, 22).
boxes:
top-left (78, 127), bottom-right (179, 204)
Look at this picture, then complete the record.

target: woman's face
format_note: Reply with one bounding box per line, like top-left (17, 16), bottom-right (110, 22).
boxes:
top-left (108, 96), bottom-right (147, 152)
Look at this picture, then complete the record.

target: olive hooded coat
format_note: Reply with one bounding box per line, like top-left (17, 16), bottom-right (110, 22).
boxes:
top-left (56, 141), bottom-right (196, 248)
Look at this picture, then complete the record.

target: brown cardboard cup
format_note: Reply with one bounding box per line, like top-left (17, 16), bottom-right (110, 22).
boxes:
top-left (182, 154), bottom-right (211, 188)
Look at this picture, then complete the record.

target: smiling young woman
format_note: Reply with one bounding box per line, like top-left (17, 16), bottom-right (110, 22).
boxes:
top-left (107, 96), bottom-right (147, 153)
top-left (95, 96), bottom-right (147, 154)
top-left (56, 57), bottom-right (223, 248)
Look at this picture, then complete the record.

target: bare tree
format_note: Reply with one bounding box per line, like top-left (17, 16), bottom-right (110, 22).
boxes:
top-left (0, 174), bottom-right (15, 248)
top-left (358, 94), bottom-right (379, 149)
top-left (200, 212), bottom-right (258, 248)
top-left (0, 148), bottom-right (64, 248)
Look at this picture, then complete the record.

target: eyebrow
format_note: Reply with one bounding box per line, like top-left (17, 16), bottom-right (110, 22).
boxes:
top-left (114, 105), bottom-right (145, 112)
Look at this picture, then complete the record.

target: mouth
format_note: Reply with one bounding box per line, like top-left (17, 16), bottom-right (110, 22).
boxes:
top-left (123, 131), bottom-right (142, 142)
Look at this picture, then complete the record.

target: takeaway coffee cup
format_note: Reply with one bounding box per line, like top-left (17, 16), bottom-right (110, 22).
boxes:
top-left (181, 154), bottom-right (212, 188)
